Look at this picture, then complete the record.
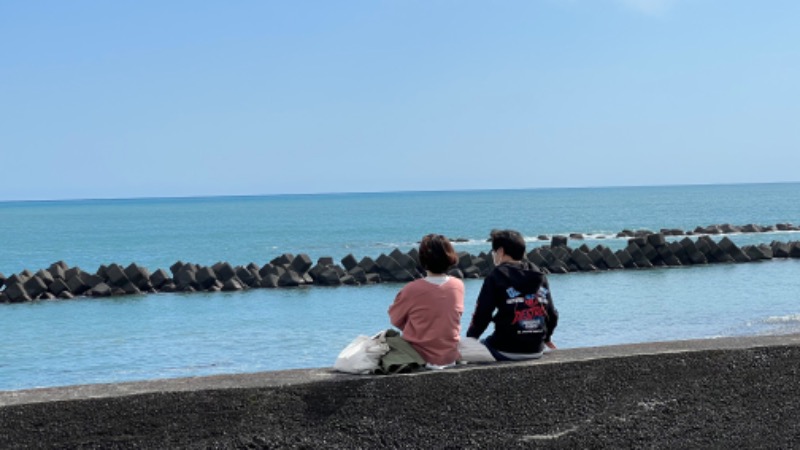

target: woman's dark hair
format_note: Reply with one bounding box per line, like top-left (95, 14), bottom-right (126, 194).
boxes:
top-left (418, 234), bottom-right (458, 274)
top-left (490, 229), bottom-right (526, 260)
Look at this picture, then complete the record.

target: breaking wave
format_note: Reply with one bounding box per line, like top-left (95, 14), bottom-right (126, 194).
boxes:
top-left (762, 314), bottom-right (800, 325)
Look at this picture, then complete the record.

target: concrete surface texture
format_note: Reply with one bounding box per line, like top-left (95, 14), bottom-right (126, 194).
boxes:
top-left (2, 334), bottom-right (799, 448)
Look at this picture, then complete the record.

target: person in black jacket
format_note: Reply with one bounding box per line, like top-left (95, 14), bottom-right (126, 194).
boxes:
top-left (466, 229), bottom-right (558, 361)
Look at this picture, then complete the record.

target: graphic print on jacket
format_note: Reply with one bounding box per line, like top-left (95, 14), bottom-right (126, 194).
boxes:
top-left (508, 286), bottom-right (549, 336)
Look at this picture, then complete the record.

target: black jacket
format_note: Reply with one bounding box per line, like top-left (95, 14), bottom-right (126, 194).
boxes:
top-left (466, 261), bottom-right (558, 354)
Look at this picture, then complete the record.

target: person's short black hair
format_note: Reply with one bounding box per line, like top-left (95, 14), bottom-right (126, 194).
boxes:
top-left (490, 229), bottom-right (526, 260)
top-left (418, 234), bottom-right (458, 274)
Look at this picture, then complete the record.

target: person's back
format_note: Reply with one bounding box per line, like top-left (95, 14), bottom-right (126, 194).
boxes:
top-left (466, 229), bottom-right (558, 360)
top-left (388, 234), bottom-right (465, 367)
top-left (389, 275), bottom-right (464, 365)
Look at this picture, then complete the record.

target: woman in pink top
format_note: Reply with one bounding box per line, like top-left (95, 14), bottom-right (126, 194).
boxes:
top-left (388, 234), bottom-right (465, 367)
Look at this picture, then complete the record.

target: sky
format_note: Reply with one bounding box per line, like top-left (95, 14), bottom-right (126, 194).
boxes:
top-left (1, 0), bottom-right (799, 201)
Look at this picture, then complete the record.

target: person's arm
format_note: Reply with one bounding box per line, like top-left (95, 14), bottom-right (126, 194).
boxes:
top-left (466, 277), bottom-right (496, 339)
top-left (388, 287), bottom-right (410, 330)
top-left (541, 276), bottom-right (558, 343)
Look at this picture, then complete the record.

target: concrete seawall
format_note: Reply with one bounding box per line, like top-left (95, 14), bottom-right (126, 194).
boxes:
top-left (2, 334), bottom-right (800, 448)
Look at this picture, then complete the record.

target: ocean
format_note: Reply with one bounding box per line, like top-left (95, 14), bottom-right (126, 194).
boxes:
top-left (2, 183), bottom-right (800, 391)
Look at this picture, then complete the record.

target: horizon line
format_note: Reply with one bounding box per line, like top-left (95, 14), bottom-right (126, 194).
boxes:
top-left (1, 180), bottom-right (797, 204)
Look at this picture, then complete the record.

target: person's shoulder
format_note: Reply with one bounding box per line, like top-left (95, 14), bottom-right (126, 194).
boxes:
top-left (398, 278), bottom-right (425, 294)
top-left (489, 263), bottom-right (516, 278)
top-left (405, 278), bottom-right (429, 289)
top-left (522, 260), bottom-right (545, 274)
top-left (446, 276), bottom-right (465, 289)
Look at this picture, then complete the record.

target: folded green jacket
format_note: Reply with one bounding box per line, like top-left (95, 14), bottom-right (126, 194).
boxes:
top-left (375, 329), bottom-right (426, 375)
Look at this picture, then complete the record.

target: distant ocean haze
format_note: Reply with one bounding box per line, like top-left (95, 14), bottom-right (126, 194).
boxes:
top-left (1, 183), bottom-right (800, 391)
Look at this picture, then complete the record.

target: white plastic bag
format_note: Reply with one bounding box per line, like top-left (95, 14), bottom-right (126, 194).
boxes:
top-left (333, 333), bottom-right (390, 374)
top-left (458, 337), bottom-right (496, 363)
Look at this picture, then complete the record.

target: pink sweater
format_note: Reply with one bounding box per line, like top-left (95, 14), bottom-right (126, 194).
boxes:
top-left (388, 277), bottom-right (465, 365)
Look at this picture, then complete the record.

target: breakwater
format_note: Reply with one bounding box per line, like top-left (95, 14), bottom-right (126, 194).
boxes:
top-left (1, 223), bottom-right (799, 304)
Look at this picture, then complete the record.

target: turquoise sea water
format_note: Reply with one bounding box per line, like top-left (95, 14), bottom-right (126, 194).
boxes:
top-left (2, 183), bottom-right (800, 391)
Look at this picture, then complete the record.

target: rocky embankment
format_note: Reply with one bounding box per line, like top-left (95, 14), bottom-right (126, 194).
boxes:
top-left (1, 223), bottom-right (799, 303)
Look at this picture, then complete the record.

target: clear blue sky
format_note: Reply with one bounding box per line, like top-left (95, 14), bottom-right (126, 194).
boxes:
top-left (2, 1), bottom-right (798, 201)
